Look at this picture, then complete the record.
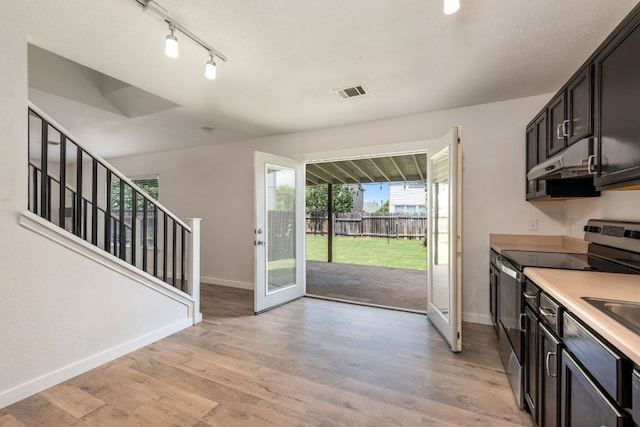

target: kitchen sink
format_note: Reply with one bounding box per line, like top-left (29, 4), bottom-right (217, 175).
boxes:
top-left (582, 297), bottom-right (640, 335)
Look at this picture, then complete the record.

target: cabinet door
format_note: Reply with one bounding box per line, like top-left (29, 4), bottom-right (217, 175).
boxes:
top-left (536, 111), bottom-right (549, 166)
top-left (526, 124), bottom-right (538, 199)
top-left (548, 93), bottom-right (567, 157)
top-left (560, 350), bottom-right (626, 427)
top-left (595, 15), bottom-right (640, 189)
top-left (524, 306), bottom-right (539, 422)
top-left (526, 112), bottom-right (549, 200)
top-left (535, 113), bottom-right (548, 197)
top-left (567, 66), bottom-right (593, 146)
top-left (540, 324), bottom-right (561, 427)
top-left (489, 264), bottom-right (499, 332)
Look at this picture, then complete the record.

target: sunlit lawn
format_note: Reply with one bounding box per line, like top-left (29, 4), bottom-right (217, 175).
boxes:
top-left (306, 234), bottom-right (427, 270)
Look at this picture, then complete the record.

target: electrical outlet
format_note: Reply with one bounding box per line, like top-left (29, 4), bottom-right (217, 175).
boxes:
top-left (528, 219), bottom-right (539, 232)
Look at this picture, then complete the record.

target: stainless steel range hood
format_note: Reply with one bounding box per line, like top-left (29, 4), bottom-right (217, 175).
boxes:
top-left (527, 139), bottom-right (596, 181)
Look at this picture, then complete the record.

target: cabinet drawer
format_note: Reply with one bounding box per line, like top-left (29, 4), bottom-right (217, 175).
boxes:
top-left (539, 292), bottom-right (561, 335)
top-left (523, 280), bottom-right (539, 310)
top-left (563, 312), bottom-right (629, 407)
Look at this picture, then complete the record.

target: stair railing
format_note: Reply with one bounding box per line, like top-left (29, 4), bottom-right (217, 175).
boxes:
top-left (27, 103), bottom-right (195, 295)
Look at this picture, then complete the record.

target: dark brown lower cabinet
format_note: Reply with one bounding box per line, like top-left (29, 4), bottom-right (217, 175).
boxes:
top-left (539, 324), bottom-right (561, 427)
top-left (560, 349), bottom-right (627, 427)
top-left (524, 305), bottom-right (538, 422)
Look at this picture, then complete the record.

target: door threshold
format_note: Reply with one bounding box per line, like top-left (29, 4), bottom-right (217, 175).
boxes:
top-left (304, 293), bottom-right (427, 315)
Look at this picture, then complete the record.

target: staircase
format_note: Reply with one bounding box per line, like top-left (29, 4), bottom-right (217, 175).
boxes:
top-left (24, 103), bottom-right (201, 318)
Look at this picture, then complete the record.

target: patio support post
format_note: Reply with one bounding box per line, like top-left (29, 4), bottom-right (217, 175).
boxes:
top-left (328, 183), bottom-right (333, 263)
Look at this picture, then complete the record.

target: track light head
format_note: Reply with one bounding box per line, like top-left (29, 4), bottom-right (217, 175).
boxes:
top-left (205, 55), bottom-right (217, 80)
top-left (165, 24), bottom-right (179, 58)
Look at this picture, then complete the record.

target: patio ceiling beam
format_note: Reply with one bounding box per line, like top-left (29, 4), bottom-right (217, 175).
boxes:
top-left (307, 168), bottom-right (329, 184)
top-left (390, 157), bottom-right (407, 182)
top-left (412, 154), bottom-right (425, 181)
top-left (348, 160), bottom-right (376, 183)
top-left (306, 175), bottom-right (321, 185)
top-left (332, 162), bottom-right (361, 183)
top-left (312, 163), bottom-right (347, 184)
top-left (368, 158), bottom-right (390, 182)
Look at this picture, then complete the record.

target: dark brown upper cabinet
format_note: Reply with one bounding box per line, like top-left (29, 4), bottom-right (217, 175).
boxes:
top-left (524, 3), bottom-right (640, 198)
top-left (594, 10), bottom-right (640, 190)
top-left (548, 66), bottom-right (593, 158)
top-left (526, 111), bottom-right (548, 200)
top-left (566, 66), bottom-right (593, 146)
top-left (548, 93), bottom-right (567, 157)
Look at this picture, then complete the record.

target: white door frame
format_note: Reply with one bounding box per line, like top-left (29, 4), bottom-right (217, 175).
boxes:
top-left (254, 151), bottom-right (306, 314)
top-left (426, 128), bottom-right (462, 352)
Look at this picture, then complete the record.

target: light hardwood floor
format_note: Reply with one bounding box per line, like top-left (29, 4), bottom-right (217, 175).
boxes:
top-left (0, 284), bottom-right (532, 426)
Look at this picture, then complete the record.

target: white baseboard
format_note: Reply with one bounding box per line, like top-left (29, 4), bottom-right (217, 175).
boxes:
top-left (462, 312), bottom-right (492, 325)
top-left (201, 276), bottom-right (253, 290)
top-left (0, 318), bottom-right (192, 410)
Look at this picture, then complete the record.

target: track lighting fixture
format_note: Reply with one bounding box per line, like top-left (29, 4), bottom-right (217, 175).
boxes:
top-left (443, 0), bottom-right (460, 15)
top-left (135, 0), bottom-right (227, 80)
top-left (165, 24), bottom-right (179, 58)
top-left (205, 54), bottom-right (217, 80)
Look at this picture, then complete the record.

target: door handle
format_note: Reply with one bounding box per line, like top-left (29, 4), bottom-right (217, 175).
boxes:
top-left (519, 313), bottom-right (527, 332)
top-left (587, 154), bottom-right (597, 174)
top-left (540, 307), bottom-right (556, 318)
top-left (546, 351), bottom-right (558, 378)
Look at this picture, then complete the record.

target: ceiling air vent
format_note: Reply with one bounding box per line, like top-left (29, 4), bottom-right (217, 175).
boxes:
top-left (334, 85), bottom-right (368, 99)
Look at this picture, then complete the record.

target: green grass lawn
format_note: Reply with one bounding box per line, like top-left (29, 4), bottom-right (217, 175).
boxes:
top-left (306, 235), bottom-right (427, 270)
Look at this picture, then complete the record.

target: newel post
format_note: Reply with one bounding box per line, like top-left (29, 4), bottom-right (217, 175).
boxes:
top-left (187, 218), bottom-right (202, 325)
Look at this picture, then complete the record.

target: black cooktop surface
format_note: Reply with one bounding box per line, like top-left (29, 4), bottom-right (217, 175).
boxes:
top-left (501, 250), bottom-right (594, 271)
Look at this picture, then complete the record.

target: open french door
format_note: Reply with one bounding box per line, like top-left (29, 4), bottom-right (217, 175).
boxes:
top-left (426, 128), bottom-right (462, 352)
top-left (254, 152), bottom-right (306, 314)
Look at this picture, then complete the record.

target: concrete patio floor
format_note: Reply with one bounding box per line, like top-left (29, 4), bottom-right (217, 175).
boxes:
top-left (305, 260), bottom-right (427, 312)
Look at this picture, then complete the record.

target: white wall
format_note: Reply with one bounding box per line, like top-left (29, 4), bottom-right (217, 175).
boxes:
top-left (563, 191), bottom-right (640, 237)
top-left (111, 92), bottom-right (577, 323)
top-left (0, 22), bottom-right (193, 409)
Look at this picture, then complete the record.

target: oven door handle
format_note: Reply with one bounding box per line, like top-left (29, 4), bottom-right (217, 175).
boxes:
top-left (496, 255), bottom-right (522, 281)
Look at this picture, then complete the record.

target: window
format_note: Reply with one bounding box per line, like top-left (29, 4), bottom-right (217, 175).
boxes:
top-left (111, 175), bottom-right (159, 209)
top-left (110, 175), bottom-right (159, 248)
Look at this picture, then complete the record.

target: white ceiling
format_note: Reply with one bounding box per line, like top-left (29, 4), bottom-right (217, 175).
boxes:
top-left (2, 0), bottom-right (638, 158)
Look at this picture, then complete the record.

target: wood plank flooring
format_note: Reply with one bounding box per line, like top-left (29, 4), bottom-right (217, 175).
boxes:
top-left (0, 284), bottom-right (533, 426)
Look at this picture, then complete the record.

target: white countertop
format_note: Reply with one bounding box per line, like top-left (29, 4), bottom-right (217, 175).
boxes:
top-left (490, 234), bottom-right (589, 254)
top-left (525, 267), bottom-right (640, 365)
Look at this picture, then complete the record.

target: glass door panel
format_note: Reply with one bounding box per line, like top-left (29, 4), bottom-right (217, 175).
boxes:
top-left (266, 167), bottom-right (297, 293)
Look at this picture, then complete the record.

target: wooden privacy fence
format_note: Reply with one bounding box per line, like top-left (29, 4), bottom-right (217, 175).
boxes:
top-left (306, 212), bottom-right (427, 238)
